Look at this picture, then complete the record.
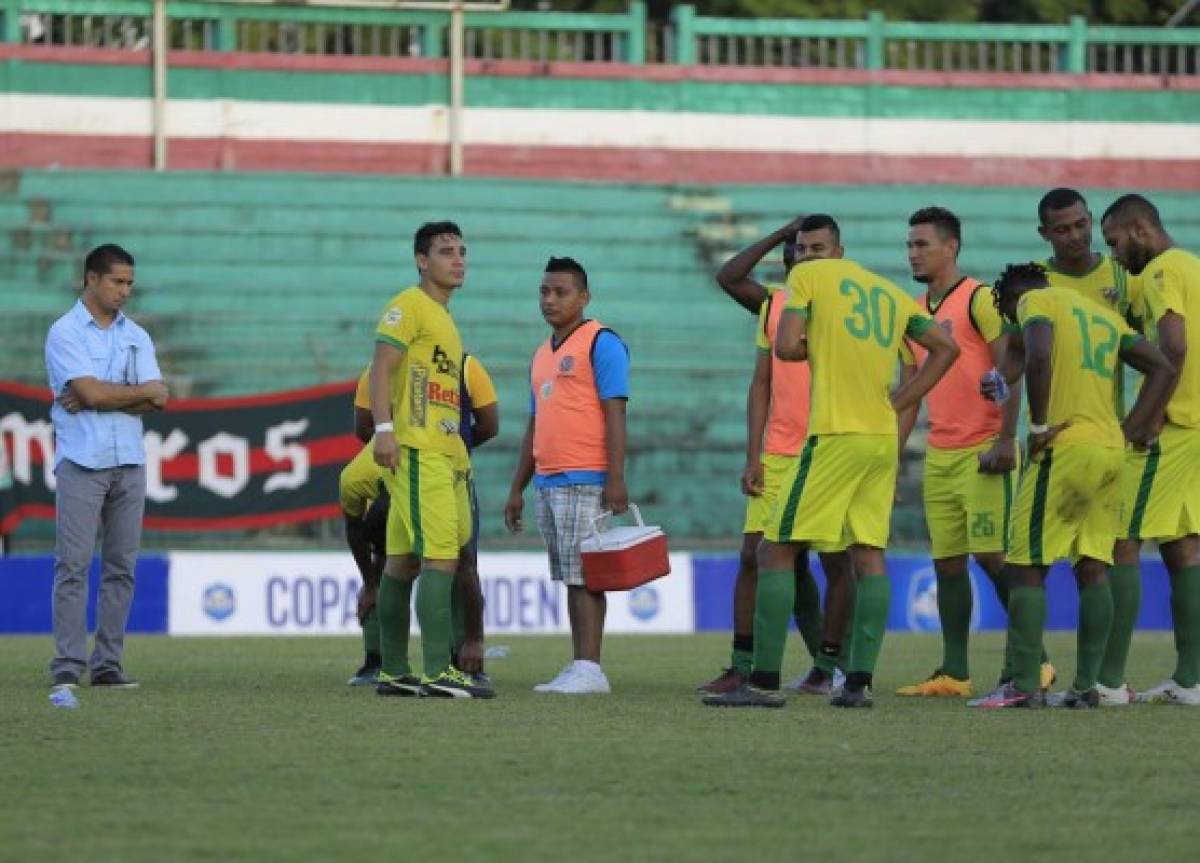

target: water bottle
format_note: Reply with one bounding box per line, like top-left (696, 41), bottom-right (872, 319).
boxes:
top-left (484, 645), bottom-right (511, 659)
top-left (49, 686), bottom-right (79, 710)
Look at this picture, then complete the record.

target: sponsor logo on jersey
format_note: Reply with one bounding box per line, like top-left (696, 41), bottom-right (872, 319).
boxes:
top-left (384, 308), bottom-right (402, 326)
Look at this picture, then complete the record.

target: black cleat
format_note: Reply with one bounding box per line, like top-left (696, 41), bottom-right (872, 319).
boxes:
top-left (421, 667), bottom-right (497, 699)
top-left (830, 684), bottom-right (873, 708)
top-left (1047, 688), bottom-right (1100, 709)
top-left (702, 682), bottom-right (785, 708)
top-left (376, 672), bottom-right (423, 697)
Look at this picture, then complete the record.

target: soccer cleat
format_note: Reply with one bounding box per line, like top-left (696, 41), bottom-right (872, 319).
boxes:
top-left (1095, 681), bottom-right (1134, 706)
top-left (422, 667), bottom-right (497, 699)
top-left (895, 670), bottom-right (973, 698)
top-left (544, 663), bottom-right (610, 694)
top-left (702, 682), bottom-right (785, 708)
top-left (830, 684), bottom-right (873, 709)
top-left (830, 667), bottom-right (847, 698)
top-left (534, 663), bottom-right (577, 693)
top-left (785, 667), bottom-right (832, 695)
top-left (697, 666), bottom-right (746, 694)
top-left (90, 670), bottom-right (139, 689)
top-left (347, 662), bottom-right (382, 687)
top-left (1045, 688), bottom-right (1100, 709)
top-left (1040, 662), bottom-right (1057, 691)
top-left (375, 671), bottom-right (423, 697)
top-left (51, 671), bottom-right (79, 689)
top-left (967, 684), bottom-right (1007, 708)
top-left (1135, 679), bottom-right (1200, 706)
top-left (971, 683), bottom-right (1045, 709)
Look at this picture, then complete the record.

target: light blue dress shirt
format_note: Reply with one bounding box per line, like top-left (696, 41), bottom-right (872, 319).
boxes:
top-left (45, 299), bottom-right (163, 469)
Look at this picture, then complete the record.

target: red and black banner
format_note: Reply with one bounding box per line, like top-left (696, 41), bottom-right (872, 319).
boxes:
top-left (0, 380), bottom-right (361, 534)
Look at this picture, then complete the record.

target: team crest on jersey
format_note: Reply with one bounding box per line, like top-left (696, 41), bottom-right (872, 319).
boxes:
top-left (540, 381), bottom-right (553, 400)
top-left (384, 308), bottom-right (402, 325)
top-left (559, 356), bottom-right (575, 374)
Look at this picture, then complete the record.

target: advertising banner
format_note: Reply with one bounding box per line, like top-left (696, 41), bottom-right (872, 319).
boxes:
top-left (1, 380), bottom-right (360, 534)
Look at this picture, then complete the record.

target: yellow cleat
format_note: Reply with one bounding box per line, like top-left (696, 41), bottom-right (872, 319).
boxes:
top-left (1040, 662), bottom-right (1057, 691)
top-left (895, 671), bottom-right (974, 697)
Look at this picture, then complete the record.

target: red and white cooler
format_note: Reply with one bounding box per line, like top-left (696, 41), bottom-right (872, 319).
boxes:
top-left (580, 504), bottom-right (670, 592)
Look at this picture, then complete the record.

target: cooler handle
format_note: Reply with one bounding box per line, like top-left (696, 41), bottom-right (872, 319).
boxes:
top-left (587, 503), bottom-right (644, 543)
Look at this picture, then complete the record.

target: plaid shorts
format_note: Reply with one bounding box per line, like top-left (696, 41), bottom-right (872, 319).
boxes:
top-left (535, 484), bottom-right (605, 587)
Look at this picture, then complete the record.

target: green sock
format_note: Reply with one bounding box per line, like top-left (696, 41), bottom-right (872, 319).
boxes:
top-left (1007, 586), bottom-right (1046, 694)
top-left (1170, 566), bottom-right (1200, 688)
top-left (377, 577), bottom-right (412, 677)
top-left (936, 572), bottom-right (972, 680)
top-left (847, 575), bottom-right (890, 676)
top-left (362, 605), bottom-right (381, 657)
top-left (731, 634), bottom-right (754, 676)
top-left (1098, 564), bottom-right (1141, 688)
top-left (1074, 581), bottom-right (1114, 692)
top-left (450, 579), bottom-right (466, 655)
top-left (751, 569), bottom-right (795, 679)
top-left (793, 563), bottom-right (823, 662)
top-left (416, 570), bottom-right (454, 678)
top-left (838, 617), bottom-right (854, 671)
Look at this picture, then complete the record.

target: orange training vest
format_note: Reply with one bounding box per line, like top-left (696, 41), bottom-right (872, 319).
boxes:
top-left (763, 290), bottom-right (812, 455)
top-left (912, 278), bottom-right (1002, 449)
top-left (531, 319), bottom-right (610, 475)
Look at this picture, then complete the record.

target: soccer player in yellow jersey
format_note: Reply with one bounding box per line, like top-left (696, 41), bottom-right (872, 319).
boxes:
top-left (704, 256), bottom-right (960, 709)
top-left (1102, 195), bottom-right (1200, 706)
top-left (974, 263), bottom-right (1173, 709)
top-left (368, 221), bottom-right (492, 699)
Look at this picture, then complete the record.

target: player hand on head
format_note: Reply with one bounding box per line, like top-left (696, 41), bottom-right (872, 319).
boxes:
top-left (1026, 421), bottom-right (1069, 462)
top-left (977, 436), bottom-right (1017, 474)
top-left (604, 475), bottom-right (629, 516)
top-left (504, 491), bottom-right (524, 533)
top-left (741, 460), bottom-right (764, 497)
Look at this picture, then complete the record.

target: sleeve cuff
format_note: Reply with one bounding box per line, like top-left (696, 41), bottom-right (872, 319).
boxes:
top-left (905, 315), bottom-right (935, 337)
top-left (1119, 333), bottom-right (1143, 353)
top-left (783, 305), bottom-right (809, 319)
top-left (1020, 315), bottom-right (1053, 330)
top-left (375, 334), bottom-right (407, 351)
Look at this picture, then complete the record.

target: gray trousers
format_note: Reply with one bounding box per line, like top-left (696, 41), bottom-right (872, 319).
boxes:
top-left (49, 460), bottom-right (146, 679)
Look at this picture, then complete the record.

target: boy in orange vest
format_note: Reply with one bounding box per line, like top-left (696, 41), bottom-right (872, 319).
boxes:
top-left (505, 257), bottom-right (630, 694)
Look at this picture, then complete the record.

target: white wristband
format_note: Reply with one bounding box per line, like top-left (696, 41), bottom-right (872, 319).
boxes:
top-left (1029, 423), bottom-right (1049, 435)
top-left (374, 421), bottom-right (394, 434)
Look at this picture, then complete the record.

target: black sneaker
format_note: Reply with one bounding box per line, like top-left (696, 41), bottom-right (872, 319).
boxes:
top-left (701, 682), bottom-right (785, 708)
top-left (1047, 688), bottom-right (1100, 709)
top-left (376, 672), bottom-right (423, 697)
top-left (421, 667), bottom-right (497, 699)
top-left (830, 684), bottom-right (874, 708)
top-left (51, 671), bottom-right (79, 689)
top-left (90, 670), bottom-right (139, 688)
top-left (347, 663), bottom-right (382, 686)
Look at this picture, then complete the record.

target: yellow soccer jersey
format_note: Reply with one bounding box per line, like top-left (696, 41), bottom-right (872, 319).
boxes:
top-left (374, 286), bottom-right (466, 459)
top-left (354, 367), bottom-right (370, 410)
top-left (785, 258), bottom-right (934, 435)
top-left (464, 354), bottom-right (498, 409)
top-left (1135, 247), bottom-right (1200, 429)
top-left (1017, 286), bottom-right (1140, 448)
top-left (968, 283), bottom-right (1006, 343)
top-left (1044, 254), bottom-right (1142, 323)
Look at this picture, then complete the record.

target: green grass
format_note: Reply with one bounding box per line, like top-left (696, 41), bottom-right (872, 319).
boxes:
top-left (1, 633), bottom-right (1194, 862)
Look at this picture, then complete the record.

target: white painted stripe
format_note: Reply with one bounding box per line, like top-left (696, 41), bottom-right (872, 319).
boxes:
top-left (5, 94), bottom-right (1198, 160)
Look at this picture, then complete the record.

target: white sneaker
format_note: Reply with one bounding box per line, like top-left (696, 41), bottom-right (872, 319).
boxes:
top-left (533, 663), bottom-right (577, 693)
top-left (550, 661), bottom-right (611, 694)
top-left (1135, 678), bottom-right (1200, 705)
top-left (1095, 681), bottom-right (1134, 706)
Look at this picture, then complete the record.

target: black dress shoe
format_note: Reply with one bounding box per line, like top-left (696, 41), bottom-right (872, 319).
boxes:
top-left (90, 669), bottom-right (140, 688)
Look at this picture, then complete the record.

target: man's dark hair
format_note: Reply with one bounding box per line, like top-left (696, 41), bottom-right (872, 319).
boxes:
top-left (545, 256), bottom-right (588, 290)
top-left (1101, 194), bottom-right (1164, 230)
top-left (1037, 187), bottom-right (1088, 225)
top-left (799, 213), bottom-right (840, 244)
top-left (413, 221), bottom-right (462, 255)
top-left (992, 261), bottom-right (1050, 314)
top-left (909, 206), bottom-right (962, 247)
top-left (83, 244), bottom-right (134, 284)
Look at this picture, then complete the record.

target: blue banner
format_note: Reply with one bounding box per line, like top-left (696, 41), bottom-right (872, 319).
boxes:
top-left (0, 555), bottom-right (168, 634)
top-left (692, 552), bottom-right (1174, 632)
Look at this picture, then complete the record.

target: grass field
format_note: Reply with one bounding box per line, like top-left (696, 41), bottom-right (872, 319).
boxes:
top-left (2, 632), bottom-right (1196, 862)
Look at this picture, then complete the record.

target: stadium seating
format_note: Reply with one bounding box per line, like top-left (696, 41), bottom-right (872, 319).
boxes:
top-left (4, 170), bottom-right (1199, 543)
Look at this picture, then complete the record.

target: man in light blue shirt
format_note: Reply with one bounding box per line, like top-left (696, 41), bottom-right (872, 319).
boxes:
top-left (45, 244), bottom-right (167, 689)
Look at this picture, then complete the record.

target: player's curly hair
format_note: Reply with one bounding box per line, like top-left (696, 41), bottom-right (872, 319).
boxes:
top-left (991, 262), bottom-right (1050, 318)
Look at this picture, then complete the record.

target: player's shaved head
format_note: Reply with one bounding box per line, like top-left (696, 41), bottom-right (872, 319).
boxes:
top-left (544, 256), bottom-right (588, 292)
top-left (1038, 188), bottom-right (1087, 225)
top-left (414, 221), bottom-right (463, 255)
top-left (785, 213), bottom-right (843, 268)
top-left (1101, 194), bottom-right (1164, 231)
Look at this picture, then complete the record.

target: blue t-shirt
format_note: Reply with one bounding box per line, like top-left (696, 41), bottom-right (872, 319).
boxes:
top-left (532, 328), bottom-right (629, 489)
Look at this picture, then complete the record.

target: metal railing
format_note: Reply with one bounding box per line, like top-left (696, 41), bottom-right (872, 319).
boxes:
top-left (2, 1), bottom-right (1198, 73)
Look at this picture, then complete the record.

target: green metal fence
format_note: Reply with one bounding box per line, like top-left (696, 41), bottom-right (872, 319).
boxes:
top-left (3, 0), bottom-right (1198, 73)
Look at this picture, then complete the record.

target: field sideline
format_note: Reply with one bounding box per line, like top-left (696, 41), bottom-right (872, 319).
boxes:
top-left (2, 633), bottom-right (1195, 862)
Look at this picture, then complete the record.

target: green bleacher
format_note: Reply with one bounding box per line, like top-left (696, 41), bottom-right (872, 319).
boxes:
top-left (5, 170), bottom-right (1198, 546)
